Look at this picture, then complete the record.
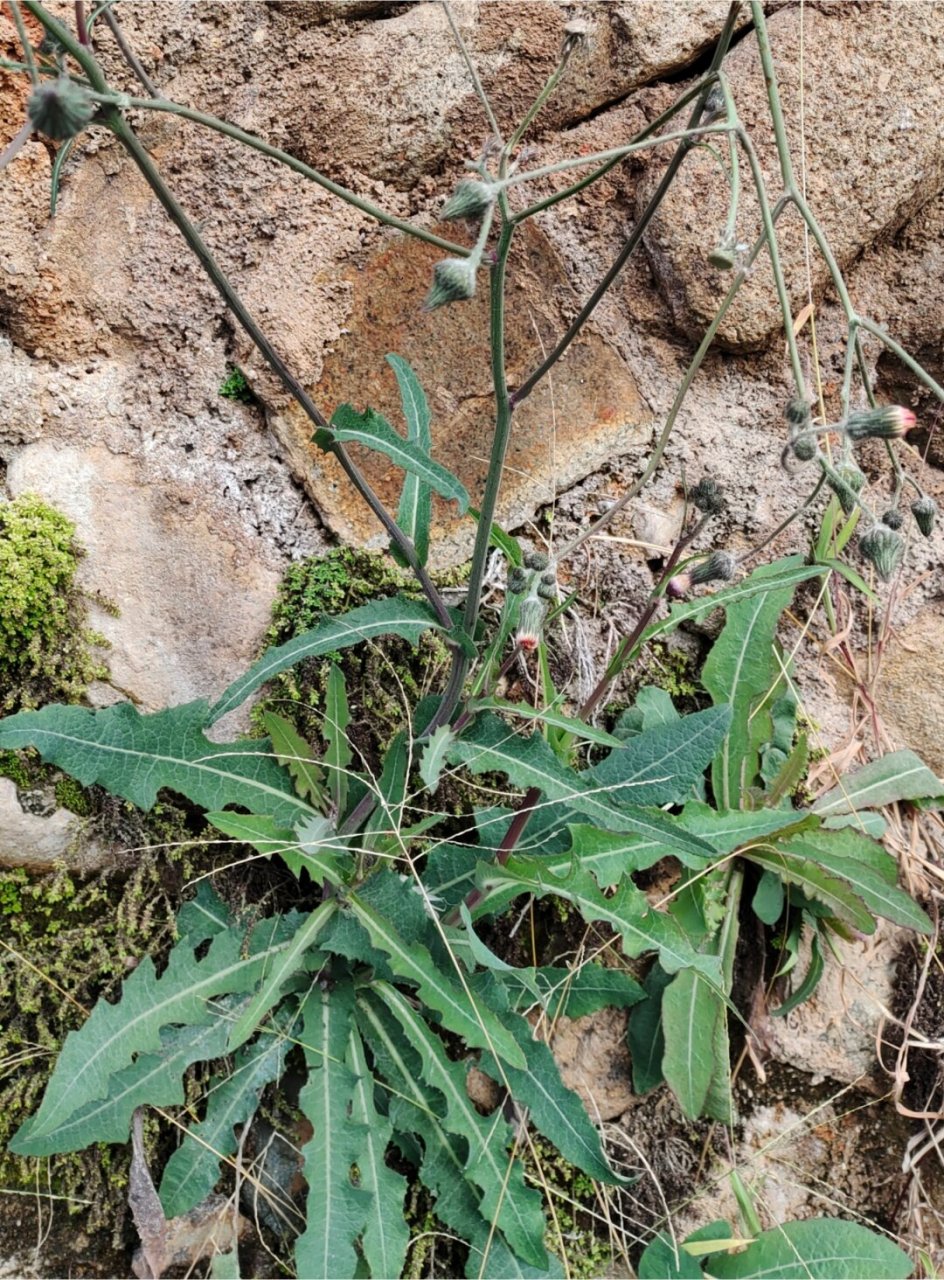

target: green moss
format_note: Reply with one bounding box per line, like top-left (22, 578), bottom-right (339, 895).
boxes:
top-left (525, 1137), bottom-right (613, 1279)
top-left (256, 548), bottom-right (459, 768)
top-left (0, 493), bottom-right (108, 712)
top-left (0, 794), bottom-right (217, 1237)
top-left (646, 641), bottom-right (699, 700)
top-left (218, 364), bottom-right (256, 404)
top-left (54, 775), bottom-right (93, 816)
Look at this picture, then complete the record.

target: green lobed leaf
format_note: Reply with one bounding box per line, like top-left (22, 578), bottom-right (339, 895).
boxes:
top-left (628, 964), bottom-right (672, 1094)
top-left (661, 967), bottom-right (722, 1121)
top-left (420, 723), bottom-right (456, 791)
top-left (387, 354), bottom-right (433, 568)
top-left (702, 561), bottom-right (801, 810)
top-left (447, 713), bottom-right (715, 859)
top-left (0, 700), bottom-right (318, 827)
top-left (159, 1018), bottom-right (291, 1218)
top-left (498, 962), bottom-right (645, 1020)
top-left (636, 558), bottom-right (827, 658)
top-left (773, 830), bottom-right (931, 933)
top-left (356, 994), bottom-right (502, 1249)
top-left (589, 706), bottom-right (732, 806)
top-left (11, 911), bottom-right (302, 1156)
top-left (295, 982), bottom-right (372, 1280)
top-left (475, 698), bottom-right (625, 747)
top-left (346, 1025), bottom-right (410, 1280)
top-left (741, 848), bottom-right (876, 934)
top-left (477, 854), bottom-right (722, 983)
top-left (14, 1013), bottom-right (233, 1157)
top-left (325, 403), bottom-right (469, 512)
top-left (344, 892), bottom-right (527, 1068)
top-left (324, 662), bottom-right (353, 817)
top-left (362, 732), bottom-right (410, 853)
top-left (477, 1009), bottom-right (620, 1185)
top-left (704, 1217), bottom-right (914, 1278)
top-left (261, 711), bottom-right (328, 810)
top-left (205, 811), bottom-right (347, 887)
top-left (208, 597), bottom-right (442, 723)
top-left (812, 748), bottom-right (944, 817)
top-left (373, 981), bottom-right (548, 1269)
top-left (227, 900), bottom-right (337, 1052)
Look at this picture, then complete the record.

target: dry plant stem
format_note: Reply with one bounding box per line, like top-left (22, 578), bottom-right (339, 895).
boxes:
top-left (441, 0), bottom-right (501, 141)
top-left (512, 0), bottom-right (743, 408)
top-left (102, 6), bottom-right (157, 98)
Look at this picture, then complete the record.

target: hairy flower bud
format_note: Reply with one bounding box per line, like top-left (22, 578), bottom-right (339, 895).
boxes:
top-left (911, 495), bottom-right (937, 537)
top-left (689, 550), bottom-right (736, 587)
top-left (524, 551), bottom-right (549, 571)
top-left (881, 508), bottom-right (903, 530)
top-left (424, 257), bottom-right (477, 310)
top-left (859, 526), bottom-right (904, 582)
top-left (666, 571), bottom-right (693, 599)
top-left (791, 433), bottom-right (818, 462)
top-left (507, 566), bottom-right (529, 595)
top-left (27, 76), bottom-right (95, 141)
top-left (844, 405), bottom-right (916, 442)
top-left (515, 596), bottom-right (547, 651)
top-left (440, 179), bottom-right (496, 223)
top-left (824, 462), bottom-right (865, 515)
top-left (785, 398), bottom-right (811, 428)
top-left (708, 232), bottom-right (737, 271)
top-left (690, 477), bottom-right (726, 515)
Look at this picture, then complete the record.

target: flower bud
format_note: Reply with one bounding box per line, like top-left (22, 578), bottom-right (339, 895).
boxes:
top-left (911, 495), bottom-right (937, 537)
top-left (424, 257), bottom-right (477, 310)
top-left (859, 526), bottom-right (904, 582)
top-left (690, 477), bottom-right (726, 515)
top-left (667, 571), bottom-right (693, 599)
top-left (507, 567), bottom-right (529, 595)
top-left (27, 76), bottom-right (95, 141)
top-left (516, 596), bottom-right (547, 651)
top-left (708, 232), bottom-right (737, 271)
top-left (537, 580), bottom-right (557, 601)
top-left (689, 550), bottom-right (736, 587)
top-left (524, 551), bottom-right (549, 571)
top-left (824, 462), bottom-right (865, 515)
top-left (844, 405), bottom-right (916, 442)
top-left (785, 398), bottom-right (812, 427)
top-left (791, 433), bottom-right (818, 462)
top-left (440, 179), bottom-right (496, 223)
top-left (881, 508), bottom-right (903, 530)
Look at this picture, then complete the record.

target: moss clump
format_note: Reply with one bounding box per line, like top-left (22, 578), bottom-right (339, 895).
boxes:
top-left (0, 493), bottom-right (108, 711)
top-left (525, 1137), bottom-right (612, 1279)
top-left (256, 548), bottom-right (457, 769)
top-left (218, 365), bottom-right (256, 404)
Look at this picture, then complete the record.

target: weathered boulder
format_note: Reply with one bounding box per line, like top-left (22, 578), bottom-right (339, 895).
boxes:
top-left (641, 3), bottom-right (944, 351)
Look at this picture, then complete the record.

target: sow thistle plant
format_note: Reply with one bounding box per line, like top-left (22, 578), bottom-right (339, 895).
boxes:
top-left (2, 3), bottom-right (944, 1278)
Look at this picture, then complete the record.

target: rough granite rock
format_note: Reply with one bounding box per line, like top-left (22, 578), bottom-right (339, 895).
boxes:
top-left (257, 221), bottom-right (650, 566)
top-left (756, 921), bottom-right (905, 1087)
top-left (641, 2), bottom-right (944, 351)
top-left (875, 608), bottom-right (944, 778)
top-left (0, 778), bottom-right (110, 873)
top-left (6, 444), bottom-right (281, 714)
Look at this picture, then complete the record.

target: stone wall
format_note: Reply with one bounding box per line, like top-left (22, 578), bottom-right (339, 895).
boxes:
top-left (1, 3), bottom-right (943, 1268)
